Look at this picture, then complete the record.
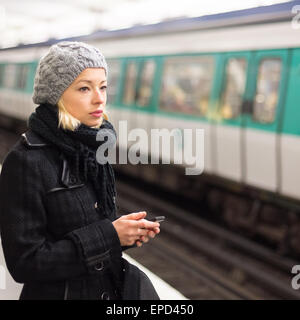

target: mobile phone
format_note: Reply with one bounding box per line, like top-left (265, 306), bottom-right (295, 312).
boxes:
top-left (149, 216), bottom-right (165, 223)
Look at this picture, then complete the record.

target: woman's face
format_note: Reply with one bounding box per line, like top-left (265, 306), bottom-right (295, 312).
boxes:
top-left (61, 68), bottom-right (107, 127)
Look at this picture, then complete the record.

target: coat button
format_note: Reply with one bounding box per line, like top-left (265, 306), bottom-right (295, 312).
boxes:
top-left (69, 176), bottom-right (77, 184)
top-left (94, 261), bottom-right (104, 271)
top-left (101, 292), bottom-right (110, 300)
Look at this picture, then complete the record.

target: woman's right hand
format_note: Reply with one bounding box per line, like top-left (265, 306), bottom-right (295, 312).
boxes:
top-left (112, 211), bottom-right (160, 246)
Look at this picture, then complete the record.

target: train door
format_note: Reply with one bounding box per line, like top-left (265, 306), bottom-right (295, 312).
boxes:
top-left (155, 54), bottom-right (216, 174)
top-left (118, 57), bottom-right (159, 169)
top-left (280, 48), bottom-right (300, 199)
top-left (119, 58), bottom-right (140, 139)
top-left (130, 58), bottom-right (158, 158)
top-left (241, 49), bottom-right (290, 192)
top-left (105, 58), bottom-right (122, 132)
top-left (215, 52), bottom-right (252, 182)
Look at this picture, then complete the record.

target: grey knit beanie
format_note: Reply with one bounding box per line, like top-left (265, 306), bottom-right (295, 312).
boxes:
top-left (32, 41), bottom-right (108, 106)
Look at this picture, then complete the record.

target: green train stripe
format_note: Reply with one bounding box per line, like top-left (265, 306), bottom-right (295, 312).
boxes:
top-left (1, 48), bottom-right (300, 136)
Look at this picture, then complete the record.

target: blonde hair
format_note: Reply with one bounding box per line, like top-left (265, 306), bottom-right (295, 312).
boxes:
top-left (57, 98), bottom-right (108, 131)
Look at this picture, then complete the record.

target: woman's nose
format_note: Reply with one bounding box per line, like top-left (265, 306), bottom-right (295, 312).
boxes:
top-left (92, 88), bottom-right (106, 104)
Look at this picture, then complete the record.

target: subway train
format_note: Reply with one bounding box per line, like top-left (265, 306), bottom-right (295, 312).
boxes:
top-left (1, 1), bottom-right (300, 256)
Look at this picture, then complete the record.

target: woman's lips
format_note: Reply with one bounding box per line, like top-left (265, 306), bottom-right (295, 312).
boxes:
top-left (90, 110), bottom-right (103, 117)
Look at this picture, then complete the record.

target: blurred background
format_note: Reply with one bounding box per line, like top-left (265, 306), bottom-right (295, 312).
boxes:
top-left (0, 0), bottom-right (286, 48)
top-left (0, 0), bottom-right (300, 300)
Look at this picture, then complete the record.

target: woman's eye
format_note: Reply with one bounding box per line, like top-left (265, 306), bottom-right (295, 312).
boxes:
top-left (79, 86), bottom-right (106, 92)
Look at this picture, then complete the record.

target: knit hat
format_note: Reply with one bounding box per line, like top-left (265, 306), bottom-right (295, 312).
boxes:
top-left (32, 41), bottom-right (108, 106)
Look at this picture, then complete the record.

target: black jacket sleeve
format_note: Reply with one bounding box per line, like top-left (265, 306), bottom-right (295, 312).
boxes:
top-left (0, 149), bottom-right (122, 283)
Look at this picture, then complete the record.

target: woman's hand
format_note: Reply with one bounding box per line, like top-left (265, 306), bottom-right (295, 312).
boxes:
top-left (135, 225), bottom-right (160, 247)
top-left (112, 211), bottom-right (160, 247)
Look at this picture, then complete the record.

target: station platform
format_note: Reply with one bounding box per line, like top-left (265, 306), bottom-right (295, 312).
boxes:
top-left (0, 239), bottom-right (187, 300)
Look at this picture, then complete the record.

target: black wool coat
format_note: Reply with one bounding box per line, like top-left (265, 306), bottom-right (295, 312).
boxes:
top-left (0, 129), bottom-right (127, 300)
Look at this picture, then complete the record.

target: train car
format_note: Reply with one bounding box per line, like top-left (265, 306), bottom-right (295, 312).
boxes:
top-left (1, 1), bottom-right (300, 256)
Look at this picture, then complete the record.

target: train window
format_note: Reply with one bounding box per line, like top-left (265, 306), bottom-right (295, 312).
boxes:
top-left (16, 65), bottom-right (29, 90)
top-left (107, 60), bottom-right (120, 104)
top-left (220, 58), bottom-right (246, 119)
top-left (136, 60), bottom-right (155, 107)
top-left (123, 62), bottom-right (138, 105)
top-left (253, 58), bottom-right (281, 124)
top-left (3, 64), bottom-right (17, 89)
top-left (159, 56), bottom-right (215, 116)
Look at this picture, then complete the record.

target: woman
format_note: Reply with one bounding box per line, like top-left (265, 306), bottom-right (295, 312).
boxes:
top-left (0, 41), bottom-right (160, 300)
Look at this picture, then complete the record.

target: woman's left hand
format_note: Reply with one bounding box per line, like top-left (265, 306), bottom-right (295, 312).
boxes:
top-left (136, 226), bottom-right (160, 247)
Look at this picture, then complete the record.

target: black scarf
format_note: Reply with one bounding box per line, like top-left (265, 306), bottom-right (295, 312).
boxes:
top-left (28, 103), bottom-right (117, 217)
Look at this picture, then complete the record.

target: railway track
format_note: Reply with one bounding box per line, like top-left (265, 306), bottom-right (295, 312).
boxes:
top-left (115, 173), bottom-right (300, 300)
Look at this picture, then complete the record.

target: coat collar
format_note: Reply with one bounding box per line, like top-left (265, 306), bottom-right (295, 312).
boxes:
top-left (48, 155), bottom-right (85, 192)
top-left (22, 130), bottom-right (84, 190)
top-left (22, 130), bottom-right (49, 148)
